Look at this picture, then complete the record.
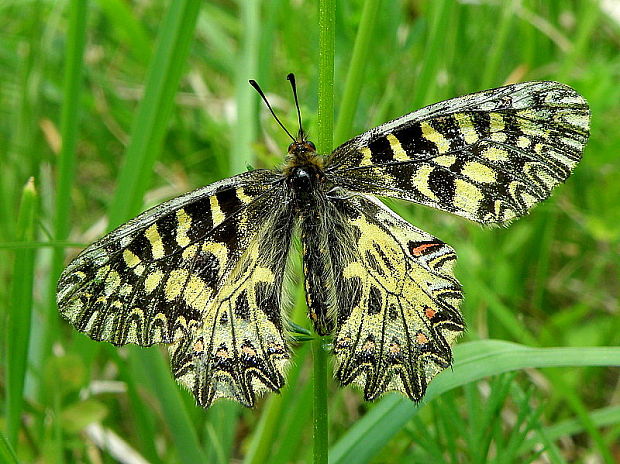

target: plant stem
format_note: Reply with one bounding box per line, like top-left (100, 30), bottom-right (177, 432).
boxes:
top-left (312, 337), bottom-right (329, 464)
top-left (315, 1), bottom-right (335, 462)
top-left (317, 0), bottom-right (335, 156)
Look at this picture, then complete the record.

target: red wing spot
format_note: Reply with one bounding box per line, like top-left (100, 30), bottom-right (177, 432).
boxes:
top-left (416, 333), bottom-right (429, 344)
top-left (389, 342), bottom-right (401, 354)
top-left (242, 344), bottom-right (257, 357)
top-left (193, 339), bottom-right (204, 353)
top-left (409, 241), bottom-right (442, 257)
top-left (425, 307), bottom-right (437, 319)
top-left (216, 347), bottom-right (230, 358)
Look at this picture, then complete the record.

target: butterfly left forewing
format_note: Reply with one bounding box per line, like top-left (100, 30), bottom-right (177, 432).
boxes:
top-left (57, 170), bottom-right (281, 347)
top-left (329, 195), bottom-right (464, 401)
top-left (325, 81), bottom-right (589, 224)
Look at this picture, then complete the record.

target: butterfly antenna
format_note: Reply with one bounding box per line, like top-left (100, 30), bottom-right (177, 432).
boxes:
top-left (249, 79), bottom-right (296, 143)
top-left (287, 73), bottom-right (304, 140)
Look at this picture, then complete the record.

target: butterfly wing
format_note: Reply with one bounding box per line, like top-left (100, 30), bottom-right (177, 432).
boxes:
top-left (325, 81), bottom-right (590, 224)
top-left (57, 169), bottom-right (294, 407)
top-left (324, 194), bottom-right (463, 401)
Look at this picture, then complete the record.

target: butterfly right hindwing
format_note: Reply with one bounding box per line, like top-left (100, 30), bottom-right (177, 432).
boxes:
top-left (299, 191), bottom-right (464, 401)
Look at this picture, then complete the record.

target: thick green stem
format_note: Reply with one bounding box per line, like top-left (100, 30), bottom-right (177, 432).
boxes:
top-left (315, 1), bottom-right (335, 462)
top-left (312, 337), bottom-right (329, 464)
top-left (317, 0), bottom-right (335, 156)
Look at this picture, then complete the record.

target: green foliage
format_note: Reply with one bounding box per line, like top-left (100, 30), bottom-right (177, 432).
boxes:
top-left (1, 0), bottom-right (618, 462)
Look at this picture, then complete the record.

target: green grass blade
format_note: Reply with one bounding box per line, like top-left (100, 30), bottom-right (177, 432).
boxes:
top-left (204, 402), bottom-right (238, 464)
top-left (53, 0), bottom-right (88, 251)
top-left (479, 0), bottom-right (516, 88)
top-left (0, 431), bottom-right (19, 464)
top-left (330, 340), bottom-right (620, 464)
top-left (107, 0), bottom-right (202, 228)
top-left (101, 2), bottom-right (205, 462)
top-left (267, 346), bottom-right (313, 464)
top-left (5, 178), bottom-right (38, 448)
top-left (333, 0), bottom-right (381, 146)
top-left (92, 0), bottom-right (151, 65)
top-left (242, 339), bottom-right (311, 464)
top-left (243, 396), bottom-right (284, 464)
top-left (410, 0), bottom-right (451, 108)
top-left (128, 347), bottom-right (206, 463)
top-left (231, 0), bottom-right (260, 175)
top-left (35, 11), bottom-right (89, 461)
top-left (44, 0), bottom-right (89, 374)
top-left (520, 405), bottom-right (620, 456)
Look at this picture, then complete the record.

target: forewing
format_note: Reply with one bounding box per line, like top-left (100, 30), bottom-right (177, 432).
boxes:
top-left (57, 169), bottom-right (294, 407)
top-left (331, 195), bottom-right (464, 401)
top-left (326, 81), bottom-right (590, 224)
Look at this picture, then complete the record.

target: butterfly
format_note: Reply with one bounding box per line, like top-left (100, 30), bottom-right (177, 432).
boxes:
top-left (57, 75), bottom-right (590, 408)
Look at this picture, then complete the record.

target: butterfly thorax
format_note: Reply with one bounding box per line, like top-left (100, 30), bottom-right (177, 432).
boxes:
top-left (283, 138), bottom-right (326, 211)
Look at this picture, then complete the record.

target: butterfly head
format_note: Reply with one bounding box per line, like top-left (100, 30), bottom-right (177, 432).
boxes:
top-left (287, 135), bottom-right (316, 156)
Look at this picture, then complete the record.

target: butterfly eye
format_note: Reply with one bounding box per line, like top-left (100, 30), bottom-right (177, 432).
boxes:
top-left (306, 141), bottom-right (316, 151)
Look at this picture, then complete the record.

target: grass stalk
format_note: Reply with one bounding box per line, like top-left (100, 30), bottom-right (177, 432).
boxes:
top-left (5, 178), bottom-right (38, 448)
top-left (314, 1), bottom-right (335, 462)
top-left (333, 0), bottom-right (381, 146)
top-left (39, 2), bottom-right (88, 457)
top-left (102, 2), bottom-right (204, 462)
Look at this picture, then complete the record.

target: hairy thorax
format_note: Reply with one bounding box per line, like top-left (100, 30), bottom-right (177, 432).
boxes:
top-left (283, 140), bottom-right (327, 211)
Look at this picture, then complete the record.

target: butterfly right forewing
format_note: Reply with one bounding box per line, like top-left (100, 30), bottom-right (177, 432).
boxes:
top-left (326, 81), bottom-right (590, 224)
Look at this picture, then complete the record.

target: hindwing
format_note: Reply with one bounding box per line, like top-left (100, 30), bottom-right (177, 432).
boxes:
top-left (311, 194), bottom-right (464, 401)
top-left (326, 81), bottom-right (590, 224)
top-left (169, 199), bottom-right (294, 407)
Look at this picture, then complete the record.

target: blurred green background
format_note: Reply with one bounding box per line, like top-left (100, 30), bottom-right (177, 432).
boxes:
top-left (1, 0), bottom-right (619, 462)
